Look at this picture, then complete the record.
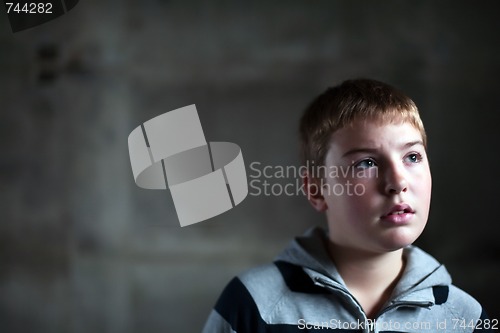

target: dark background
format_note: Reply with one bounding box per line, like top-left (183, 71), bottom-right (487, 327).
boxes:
top-left (1, 1), bottom-right (499, 332)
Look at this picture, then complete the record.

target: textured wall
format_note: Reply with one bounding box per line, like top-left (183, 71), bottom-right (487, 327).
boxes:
top-left (1, 1), bottom-right (499, 332)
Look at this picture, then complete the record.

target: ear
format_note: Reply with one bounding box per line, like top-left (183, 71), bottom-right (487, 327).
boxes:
top-left (302, 171), bottom-right (327, 212)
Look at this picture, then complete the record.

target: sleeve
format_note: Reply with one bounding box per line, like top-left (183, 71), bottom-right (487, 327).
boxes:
top-left (200, 277), bottom-right (267, 333)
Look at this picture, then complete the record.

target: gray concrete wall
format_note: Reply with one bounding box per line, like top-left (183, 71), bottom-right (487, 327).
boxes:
top-left (1, 1), bottom-right (499, 332)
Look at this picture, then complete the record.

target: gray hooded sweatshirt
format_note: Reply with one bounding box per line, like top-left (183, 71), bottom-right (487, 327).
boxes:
top-left (202, 227), bottom-right (491, 333)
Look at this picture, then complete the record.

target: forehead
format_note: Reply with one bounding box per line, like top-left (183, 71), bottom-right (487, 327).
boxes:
top-left (328, 120), bottom-right (424, 155)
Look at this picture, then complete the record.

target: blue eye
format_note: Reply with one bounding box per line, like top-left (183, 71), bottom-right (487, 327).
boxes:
top-left (355, 158), bottom-right (377, 169)
top-left (405, 153), bottom-right (423, 164)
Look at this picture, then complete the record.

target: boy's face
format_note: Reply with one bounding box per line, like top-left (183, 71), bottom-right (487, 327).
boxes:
top-left (310, 119), bottom-right (432, 254)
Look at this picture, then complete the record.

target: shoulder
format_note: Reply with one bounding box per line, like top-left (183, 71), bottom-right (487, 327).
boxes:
top-left (210, 263), bottom-right (288, 332)
top-left (212, 260), bottom-right (329, 329)
top-left (215, 263), bottom-right (287, 319)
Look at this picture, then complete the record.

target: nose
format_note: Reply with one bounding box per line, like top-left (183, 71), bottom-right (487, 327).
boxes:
top-left (383, 163), bottom-right (408, 195)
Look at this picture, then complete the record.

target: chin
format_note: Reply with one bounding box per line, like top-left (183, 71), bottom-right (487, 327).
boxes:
top-left (380, 228), bottom-right (422, 251)
top-left (381, 243), bottom-right (412, 253)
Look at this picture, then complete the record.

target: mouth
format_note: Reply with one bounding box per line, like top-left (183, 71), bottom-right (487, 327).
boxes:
top-left (381, 204), bottom-right (415, 225)
top-left (383, 203), bottom-right (415, 217)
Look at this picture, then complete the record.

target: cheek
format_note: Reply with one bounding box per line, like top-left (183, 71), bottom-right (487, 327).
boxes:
top-left (350, 174), bottom-right (380, 199)
top-left (323, 172), bottom-right (380, 212)
top-left (413, 168), bottom-right (432, 200)
top-left (340, 182), bottom-right (378, 215)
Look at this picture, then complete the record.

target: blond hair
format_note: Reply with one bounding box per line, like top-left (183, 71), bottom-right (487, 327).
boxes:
top-left (299, 79), bottom-right (426, 175)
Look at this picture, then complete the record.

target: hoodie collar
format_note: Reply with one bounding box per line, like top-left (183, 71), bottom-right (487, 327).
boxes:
top-left (275, 226), bottom-right (452, 302)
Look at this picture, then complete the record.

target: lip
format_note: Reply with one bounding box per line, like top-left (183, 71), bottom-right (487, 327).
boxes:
top-left (381, 203), bottom-right (415, 225)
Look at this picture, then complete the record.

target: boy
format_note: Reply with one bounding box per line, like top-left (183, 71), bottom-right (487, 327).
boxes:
top-left (201, 79), bottom-right (491, 332)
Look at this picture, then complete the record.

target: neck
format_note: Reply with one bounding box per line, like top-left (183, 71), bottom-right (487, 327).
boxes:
top-left (327, 242), bottom-right (405, 318)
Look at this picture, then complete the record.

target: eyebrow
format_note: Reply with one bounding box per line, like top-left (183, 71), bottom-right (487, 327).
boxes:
top-left (342, 140), bottom-right (424, 158)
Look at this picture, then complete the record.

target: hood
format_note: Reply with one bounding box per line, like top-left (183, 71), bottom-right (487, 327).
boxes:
top-left (275, 226), bottom-right (452, 300)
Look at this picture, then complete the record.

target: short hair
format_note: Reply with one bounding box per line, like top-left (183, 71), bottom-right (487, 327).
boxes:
top-left (299, 78), bottom-right (426, 176)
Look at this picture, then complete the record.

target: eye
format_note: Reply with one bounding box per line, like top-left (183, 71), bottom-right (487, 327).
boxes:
top-left (355, 158), bottom-right (378, 169)
top-left (405, 153), bottom-right (423, 164)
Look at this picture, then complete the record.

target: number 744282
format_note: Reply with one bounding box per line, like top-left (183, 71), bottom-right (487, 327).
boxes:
top-left (452, 318), bottom-right (498, 330)
top-left (5, 2), bottom-right (53, 14)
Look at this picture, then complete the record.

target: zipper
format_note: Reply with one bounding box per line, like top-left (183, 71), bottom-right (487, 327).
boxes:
top-left (313, 277), bottom-right (370, 330)
top-left (314, 277), bottom-right (433, 332)
top-left (377, 300), bottom-right (433, 316)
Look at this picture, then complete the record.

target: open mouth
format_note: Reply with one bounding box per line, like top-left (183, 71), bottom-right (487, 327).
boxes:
top-left (381, 204), bottom-right (415, 224)
top-left (387, 208), bottom-right (413, 216)
top-left (384, 204), bottom-right (414, 217)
